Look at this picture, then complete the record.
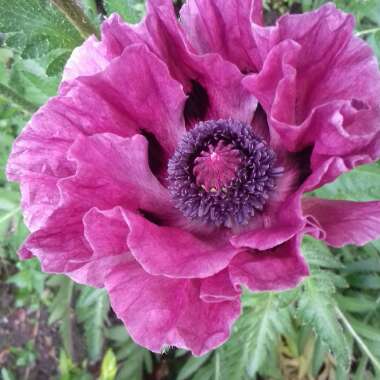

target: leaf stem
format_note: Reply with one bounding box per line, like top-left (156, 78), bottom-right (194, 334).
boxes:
top-left (51, 0), bottom-right (99, 39)
top-left (356, 27), bottom-right (380, 37)
top-left (0, 83), bottom-right (37, 115)
top-left (214, 351), bottom-right (220, 380)
top-left (336, 306), bottom-right (380, 371)
top-left (0, 206), bottom-right (20, 225)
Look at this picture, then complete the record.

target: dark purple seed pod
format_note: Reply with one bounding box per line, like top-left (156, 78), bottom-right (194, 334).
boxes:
top-left (167, 119), bottom-right (283, 227)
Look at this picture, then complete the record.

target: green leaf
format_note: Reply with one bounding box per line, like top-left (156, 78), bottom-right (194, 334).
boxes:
top-left (347, 274), bottom-right (380, 289)
top-left (46, 49), bottom-right (71, 76)
top-left (108, 326), bottom-right (152, 380)
top-left (177, 354), bottom-right (211, 380)
top-left (296, 276), bottom-right (351, 372)
top-left (1, 368), bottom-right (16, 380)
top-left (312, 164), bottom-right (380, 201)
top-left (191, 366), bottom-right (214, 380)
top-left (214, 293), bottom-right (290, 379)
top-left (302, 236), bottom-right (344, 270)
top-left (336, 293), bottom-right (379, 314)
top-left (76, 287), bottom-right (109, 362)
top-left (344, 258), bottom-right (380, 273)
top-left (100, 349), bottom-right (117, 380)
top-left (0, 0), bottom-right (82, 57)
top-left (48, 276), bottom-right (74, 324)
top-left (104, 0), bottom-right (146, 24)
top-left (9, 57), bottom-right (60, 106)
top-left (346, 315), bottom-right (380, 342)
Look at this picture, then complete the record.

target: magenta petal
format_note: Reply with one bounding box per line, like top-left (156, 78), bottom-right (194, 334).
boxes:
top-left (301, 156), bottom-right (377, 196)
top-left (244, 4), bottom-right (380, 153)
top-left (231, 163), bottom-right (305, 250)
top-left (243, 39), bottom-right (300, 149)
top-left (69, 207), bottom-right (130, 286)
top-left (62, 36), bottom-right (111, 82)
top-left (8, 44), bottom-right (186, 231)
top-left (230, 235), bottom-right (309, 292)
top-left (83, 207), bottom-right (129, 257)
top-left (20, 216), bottom-right (91, 275)
top-left (310, 102), bottom-right (380, 171)
top-left (100, 0), bottom-right (256, 124)
top-left (62, 44), bottom-right (187, 158)
top-left (16, 133), bottom-right (175, 286)
top-left (303, 198), bottom-right (380, 247)
top-left (105, 261), bottom-right (241, 355)
top-left (6, 99), bottom-right (79, 231)
top-left (230, 222), bottom-right (303, 252)
top-left (19, 205), bottom-right (132, 288)
top-left (200, 269), bottom-right (241, 303)
top-left (124, 211), bottom-right (239, 278)
top-left (180, 0), bottom-right (263, 71)
top-left (19, 205), bottom-right (131, 288)
top-left (64, 133), bottom-right (173, 217)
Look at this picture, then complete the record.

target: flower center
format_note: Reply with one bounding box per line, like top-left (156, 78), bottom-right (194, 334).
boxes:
top-left (167, 119), bottom-right (282, 227)
top-left (193, 141), bottom-right (241, 192)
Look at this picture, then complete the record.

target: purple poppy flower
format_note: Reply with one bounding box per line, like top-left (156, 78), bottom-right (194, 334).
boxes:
top-left (7, 0), bottom-right (380, 355)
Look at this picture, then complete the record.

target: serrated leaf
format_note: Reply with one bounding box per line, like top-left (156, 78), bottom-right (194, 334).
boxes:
top-left (46, 49), bottom-right (71, 76)
top-left (76, 287), bottom-right (109, 362)
top-left (215, 293), bottom-right (290, 379)
top-left (347, 274), bottom-right (380, 289)
top-left (302, 236), bottom-right (343, 270)
top-left (297, 276), bottom-right (351, 372)
top-left (100, 349), bottom-right (117, 380)
top-left (48, 276), bottom-right (73, 324)
top-left (177, 354), bottom-right (211, 380)
top-left (336, 293), bottom-right (379, 314)
top-left (104, 0), bottom-right (146, 24)
top-left (114, 337), bottom-right (151, 380)
top-left (9, 57), bottom-right (60, 106)
top-left (346, 315), bottom-right (380, 342)
top-left (344, 258), bottom-right (380, 273)
top-left (312, 164), bottom-right (380, 201)
top-left (0, 0), bottom-right (82, 57)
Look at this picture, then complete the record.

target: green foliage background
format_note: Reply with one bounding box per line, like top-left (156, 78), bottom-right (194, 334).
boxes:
top-left (0, 1), bottom-right (380, 379)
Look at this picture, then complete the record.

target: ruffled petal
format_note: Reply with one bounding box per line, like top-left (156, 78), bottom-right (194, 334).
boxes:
top-left (63, 133), bottom-right (173, 217)
top-left (231, 155), bottom-right (305, 250)
top-left (17, 133), bottom-right (175, 286)
top-left (124, 211), bottom-right (239, 278)
top-left (303, 198), bottom-right (380, 247)
top-left (180, 0), bottom-right (263, 72)
top-left (230, 235), bottom-right (309, 292)
top-left (6, 99), bottom-right (80, 231)
top-left (20, 207), bottom-right (130, 287)
top-left (100, 1), bottom-right (256, 124)
top-left (243, 39), bottom-right (300, 149)
top-left (62, 44), bottom-right (187, 159)
top-left (310, 102), bottom-right (380, 171)
top-left (69, 207), bottom-right (130, 286)
top-left (243, 4), bottom-right (380, 152)
top-left (200, 269), bottom-right (241, 303)
top-left (19, 198), bottom-right (108, 281)
top-left (105, 260), bottom-right (241, 355)
top-left (301, 155), bottom-right (379, 195)
top-left (83, 207), bottom-right (129, 258)
top-left (8, 43), bottom-right (187, 233)
top-left (20, 214), bottom-right (91, 275)
top-left (62, 36), bottom-right (111, 82)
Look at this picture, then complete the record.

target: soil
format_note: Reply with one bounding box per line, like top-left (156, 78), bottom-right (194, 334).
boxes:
top-left (0, 284), bottom-right (60, 380)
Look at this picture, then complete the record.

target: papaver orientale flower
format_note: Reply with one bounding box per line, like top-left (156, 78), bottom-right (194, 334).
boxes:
top-left (7, 0), bottom-right (380, 355)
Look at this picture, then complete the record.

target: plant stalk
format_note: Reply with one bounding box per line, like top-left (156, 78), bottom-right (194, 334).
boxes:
top-left (0, 83), bottom-right (36, 115)
top-left (336, 306), bottom-right (380, 371)
top-left (356, 27), bottom-right (380, 37)
top-left (51, 0), bottom-right (99, 39)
